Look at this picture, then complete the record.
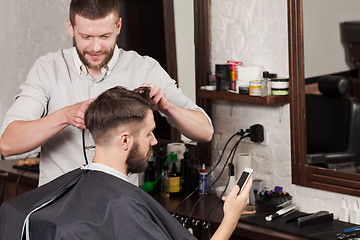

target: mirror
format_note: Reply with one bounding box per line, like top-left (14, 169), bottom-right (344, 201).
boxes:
top-left (289, 0), bottom-right (360, 196)
top-left (303, 0), bottom-right (360, 174)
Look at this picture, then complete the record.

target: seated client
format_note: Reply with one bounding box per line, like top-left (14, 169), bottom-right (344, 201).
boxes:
top-left (0, 86), bottom-right (252, 240)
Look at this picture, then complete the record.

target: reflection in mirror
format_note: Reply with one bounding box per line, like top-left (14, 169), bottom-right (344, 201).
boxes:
top-left (303, 0), bottom-right (360, 174)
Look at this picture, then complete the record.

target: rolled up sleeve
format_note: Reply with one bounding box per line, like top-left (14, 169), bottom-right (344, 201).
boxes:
top-left (0, 59), bottom-right (49, 137)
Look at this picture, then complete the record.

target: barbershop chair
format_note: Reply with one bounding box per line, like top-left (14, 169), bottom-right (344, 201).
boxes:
top-left (306, 75), bottom-right (360, 168)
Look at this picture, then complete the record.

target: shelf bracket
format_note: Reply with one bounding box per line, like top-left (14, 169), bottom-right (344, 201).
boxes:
top-left (279, 104), bottom-right (284, 122)
top-left (230, 101), bottom-right (234, 116)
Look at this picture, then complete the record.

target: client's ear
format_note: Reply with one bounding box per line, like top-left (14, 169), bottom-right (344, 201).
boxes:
top-left (118, 132), bottom-right (133, 151)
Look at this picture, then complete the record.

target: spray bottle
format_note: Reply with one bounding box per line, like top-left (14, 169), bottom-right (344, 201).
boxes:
top-left (199, 163), bottom-right (207, 195)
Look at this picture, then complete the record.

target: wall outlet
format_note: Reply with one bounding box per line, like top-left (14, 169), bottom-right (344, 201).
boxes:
top-left (239, 124), bottom-right (268, 146)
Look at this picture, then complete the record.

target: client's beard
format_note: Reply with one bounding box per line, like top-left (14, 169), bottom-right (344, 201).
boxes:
top-left (125, 142), bottom-right (152, 174)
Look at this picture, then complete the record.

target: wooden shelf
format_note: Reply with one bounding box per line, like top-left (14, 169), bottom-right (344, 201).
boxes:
top-left (197, 89), bottom-right (289, 105)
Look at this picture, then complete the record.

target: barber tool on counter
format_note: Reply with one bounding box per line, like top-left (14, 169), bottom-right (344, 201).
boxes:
top-left (265, 203), bottom-right (296, 222)
top-left (255, 186), bottom-right (292, 213)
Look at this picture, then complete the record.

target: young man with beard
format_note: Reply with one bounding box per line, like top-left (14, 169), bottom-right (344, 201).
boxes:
top-left (0, 86), bottom-right (252, 240)
top-left (0, 0), bottom-right (213, 186)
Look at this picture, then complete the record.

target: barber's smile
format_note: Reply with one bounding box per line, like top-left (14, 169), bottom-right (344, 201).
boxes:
top-left (88, 54), bottom-right (102, 59)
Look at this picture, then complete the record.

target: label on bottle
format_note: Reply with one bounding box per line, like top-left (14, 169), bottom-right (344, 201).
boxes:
top-left (199, 173), bottom-right (207, 194)
top-left (169, 176), bottom-right (180, 193)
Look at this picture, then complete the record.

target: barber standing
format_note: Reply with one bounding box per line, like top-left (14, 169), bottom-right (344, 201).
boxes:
top-left (0, 0), bottom-right (213, 186)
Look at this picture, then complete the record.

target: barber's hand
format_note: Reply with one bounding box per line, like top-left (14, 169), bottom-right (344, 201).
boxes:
top-left (63, 99), bottom-right (94, 129)
top-left (141, 83), bottom-right (171, 112)
top-left (222, 176), bottom-right (252, 222)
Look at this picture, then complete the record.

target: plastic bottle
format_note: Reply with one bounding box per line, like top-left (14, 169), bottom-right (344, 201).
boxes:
top-left (199, 163), bottom-right (207, 195)
top-left (356, 200), bottom-right (360, 224)
top-left (169, 154), bottom-right (180, 197)
top-left (350, 200), bottom-right (360, 224)
top-left (144, 154), bottom-right (155, 182)
top-left (160, 164), bottom-right (170, 198)
top-left (180, 145), bottom-right (192, 195)
top-left (339, 198), bottom-right (350, 222)
top-left (154, 146), bottom-right (167, 193)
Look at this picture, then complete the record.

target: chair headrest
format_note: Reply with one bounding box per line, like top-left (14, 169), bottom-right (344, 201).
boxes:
top-left (318, 75), bottom-right (349, 96)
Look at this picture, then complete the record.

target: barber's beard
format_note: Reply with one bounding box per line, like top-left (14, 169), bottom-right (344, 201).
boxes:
top-left (125, 142), bottom-right (153, 174)
top-left (74, 38), bottom-right (115, 71)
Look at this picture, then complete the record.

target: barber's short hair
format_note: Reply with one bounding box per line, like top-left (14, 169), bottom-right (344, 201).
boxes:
top-left (85, 86), bottom-right (157, 145)
top-left (69, 0), bottom-right (120, 26)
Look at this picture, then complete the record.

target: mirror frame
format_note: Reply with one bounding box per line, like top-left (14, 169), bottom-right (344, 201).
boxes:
top-left (288, 0), bottom-right (360, 196)
top-left (194, 0), bottom-right (212, 163)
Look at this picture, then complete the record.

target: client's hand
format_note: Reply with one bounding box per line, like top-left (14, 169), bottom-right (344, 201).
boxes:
top-left (222, 176), bottom-right (252, 224)
top-left (210, 176), bottom-right (253, 240)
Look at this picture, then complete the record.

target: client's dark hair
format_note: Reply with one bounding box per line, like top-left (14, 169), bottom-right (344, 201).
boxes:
top-left (85, 86), bottom-right (157, 145)
top-left (69, 0), bottom-right (120, 26)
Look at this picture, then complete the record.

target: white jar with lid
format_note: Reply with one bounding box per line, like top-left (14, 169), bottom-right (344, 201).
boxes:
top-left (271, 78), bottom-right (289, 95)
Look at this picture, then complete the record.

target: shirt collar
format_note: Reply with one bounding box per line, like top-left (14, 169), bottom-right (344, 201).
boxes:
top-left (72, 45), bottom-right (120, 75)
top-left (81, 162), bottom-right (129, 182)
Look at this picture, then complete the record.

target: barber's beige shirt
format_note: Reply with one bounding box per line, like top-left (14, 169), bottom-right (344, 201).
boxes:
top-left (0, 45), bottom-right (211, 186)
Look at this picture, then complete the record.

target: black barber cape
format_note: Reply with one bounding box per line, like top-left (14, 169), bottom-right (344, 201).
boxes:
top-left (0, 168), bottom-right (196, 240)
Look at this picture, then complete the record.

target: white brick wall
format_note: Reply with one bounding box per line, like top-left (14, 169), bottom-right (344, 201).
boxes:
top-left (0, 0), bottom-right (72, 124)
top-left (210, 0), bottom-right (359, 218)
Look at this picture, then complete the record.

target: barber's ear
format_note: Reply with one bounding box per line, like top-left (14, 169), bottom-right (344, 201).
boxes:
top-left (118, 132), bottom-right (133, 151)
top-left (67, 19), bottom-right (74, 37)
top-left (116, 17), bottom-right (122, 35)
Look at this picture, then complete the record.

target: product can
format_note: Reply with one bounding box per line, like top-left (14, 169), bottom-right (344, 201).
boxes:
top-left (227, 61), bottom-right (243, 91)
top-left (271, 78), bottom-right (289, 96)
top-left (249, 80), bottom-right (261, 96)
top-left (215, 64), bottom-right (231, 91)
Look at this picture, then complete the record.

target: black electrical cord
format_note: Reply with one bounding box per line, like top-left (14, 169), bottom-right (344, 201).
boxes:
top-left (186, 137), bottom-right (243, 231)
top-left (185, 132), bottom-right (248, 232)
top-left (206, 136), bottom-right (246, 239)
top-left (172, 131), bottom-right (242, 217)
top-left (82, 129), bottom-right (89, 165)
